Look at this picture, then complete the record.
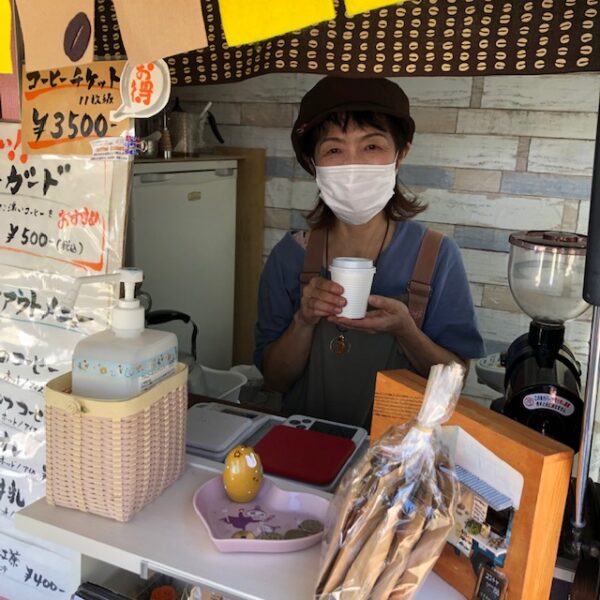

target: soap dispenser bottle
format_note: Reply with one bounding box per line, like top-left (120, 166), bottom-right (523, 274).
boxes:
top-left (71, 268), bottom-right (178, 400)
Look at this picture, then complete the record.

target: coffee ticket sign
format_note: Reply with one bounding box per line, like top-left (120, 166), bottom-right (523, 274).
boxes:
top-left (21, 60), bottom-right (128, 156)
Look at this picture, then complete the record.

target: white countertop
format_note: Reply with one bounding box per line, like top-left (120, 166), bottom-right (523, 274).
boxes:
top-left (15, 456), bottom-right (465, 600)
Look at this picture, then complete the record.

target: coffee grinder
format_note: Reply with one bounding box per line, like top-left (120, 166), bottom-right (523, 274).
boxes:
top-left (491, 231), bottom-right (589, 452)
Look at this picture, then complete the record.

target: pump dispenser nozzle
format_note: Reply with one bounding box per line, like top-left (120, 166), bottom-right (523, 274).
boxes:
top-left (112, 268), bottom-right (145, 333)
top-left (63, 268), bottom-right (145, 332)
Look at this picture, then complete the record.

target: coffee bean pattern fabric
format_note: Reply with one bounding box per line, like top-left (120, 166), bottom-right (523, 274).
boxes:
top-left (94, 0), bottom-right (600, 83)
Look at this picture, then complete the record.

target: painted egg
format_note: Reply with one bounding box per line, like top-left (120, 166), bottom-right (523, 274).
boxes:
top-left (223, 445), bottom-right (263, 503)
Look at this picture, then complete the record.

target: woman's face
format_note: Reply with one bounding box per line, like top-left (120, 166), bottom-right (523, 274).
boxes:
top-left (313, 120), bottom-right (398, 168)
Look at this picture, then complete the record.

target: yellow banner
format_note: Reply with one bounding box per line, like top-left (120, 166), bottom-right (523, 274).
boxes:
top-left (219, 0), bottom-right (335, 47)
top-left (21, 61), bottom-right (130, 155)
top-left (0, 0), bottom-right (13, 74)
top-left (344, 0), bottom-right (412, 17)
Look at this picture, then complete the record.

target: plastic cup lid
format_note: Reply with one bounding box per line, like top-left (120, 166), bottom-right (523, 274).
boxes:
top-left (330, 257), bottom-right (374, 269)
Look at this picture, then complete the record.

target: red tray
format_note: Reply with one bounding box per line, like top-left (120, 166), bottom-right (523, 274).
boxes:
top-left (254, 424), bottom-right (356, 486)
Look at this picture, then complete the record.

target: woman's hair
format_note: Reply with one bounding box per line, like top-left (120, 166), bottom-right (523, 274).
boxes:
top-left (302, 111), bottom-right (426, 229)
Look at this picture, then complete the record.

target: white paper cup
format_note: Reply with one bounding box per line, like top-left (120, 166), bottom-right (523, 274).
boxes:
top-left (329, 257), bottom-right (376, 319)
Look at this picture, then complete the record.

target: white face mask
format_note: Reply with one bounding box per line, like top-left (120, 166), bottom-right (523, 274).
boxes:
top-left (315, 160), bottom-right (397, 225)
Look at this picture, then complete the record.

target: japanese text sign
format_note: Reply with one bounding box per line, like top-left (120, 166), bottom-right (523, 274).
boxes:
top-left (110, 59), bottom-right (171, 122)
top-left (21, 60), bottom-right (129, 156)
top-left (0, 122), bottom-right (114, 273)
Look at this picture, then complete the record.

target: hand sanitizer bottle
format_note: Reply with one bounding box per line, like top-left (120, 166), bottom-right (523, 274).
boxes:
top-left (71, 268), bottom-right (178, 400)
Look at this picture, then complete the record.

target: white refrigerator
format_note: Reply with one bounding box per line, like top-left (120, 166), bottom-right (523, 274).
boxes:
top-left (126, 158), bottom-right (238, 369)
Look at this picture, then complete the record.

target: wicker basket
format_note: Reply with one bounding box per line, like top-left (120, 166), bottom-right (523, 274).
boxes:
top-left (45, 363), bottom-right (188, 522)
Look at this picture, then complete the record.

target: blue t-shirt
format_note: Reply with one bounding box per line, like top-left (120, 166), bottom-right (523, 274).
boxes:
top-left (254, 220), bottom-right (485, 372)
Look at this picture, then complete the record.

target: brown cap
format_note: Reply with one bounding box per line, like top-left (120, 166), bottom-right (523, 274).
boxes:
top-left (291, 76), bottom-right (415, 174)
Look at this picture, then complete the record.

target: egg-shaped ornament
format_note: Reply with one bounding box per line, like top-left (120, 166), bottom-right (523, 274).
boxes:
top-left (223, 445), bottom-right (263, 503)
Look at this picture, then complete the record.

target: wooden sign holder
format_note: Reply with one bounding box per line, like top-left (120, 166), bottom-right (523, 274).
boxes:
top-left (371, 369), bottom-right (574, 600)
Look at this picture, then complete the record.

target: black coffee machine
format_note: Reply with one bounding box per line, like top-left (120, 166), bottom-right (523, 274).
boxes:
top-left (491, 231), bottom-right (589, 452)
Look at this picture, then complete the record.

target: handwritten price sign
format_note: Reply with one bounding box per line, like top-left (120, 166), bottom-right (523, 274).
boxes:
top-left (21, 60), bottom-right (129, 155)
top-left (0, 123), bottom-right (113, 273)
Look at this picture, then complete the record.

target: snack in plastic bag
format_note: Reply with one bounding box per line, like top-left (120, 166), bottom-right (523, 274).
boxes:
top-left (315, 362), bottom-right (464, 600)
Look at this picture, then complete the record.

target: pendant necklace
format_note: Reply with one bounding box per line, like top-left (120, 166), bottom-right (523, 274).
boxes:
top-left (328, 218), bottom-right (390, 356)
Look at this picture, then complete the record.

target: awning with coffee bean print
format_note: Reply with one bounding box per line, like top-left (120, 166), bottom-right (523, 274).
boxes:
top-left (94, 0), bottom-right (600, 85)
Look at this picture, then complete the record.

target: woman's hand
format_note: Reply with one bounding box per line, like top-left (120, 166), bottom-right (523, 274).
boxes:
top-left (328, 294), bottom-right (415, 337)
top-left (297, 277), bottom-right (346, 327)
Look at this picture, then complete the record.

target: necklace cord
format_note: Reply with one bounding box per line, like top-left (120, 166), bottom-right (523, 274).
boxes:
top-left (325, 217), bottom-right (390, 269)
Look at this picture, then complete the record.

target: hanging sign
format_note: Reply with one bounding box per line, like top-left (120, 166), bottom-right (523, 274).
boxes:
top-left (20, 60), bottom-right (128, 156)
top-left (110, 59), bottom-right (171, 122)
top-left (112, 0), bottom-right (208, 65)
top-left (217, 0), bottom-right (335, 47)
top-left (0, 122), bottom-right (118, 273)
top-left (15, 0), bottom-right (94, 72)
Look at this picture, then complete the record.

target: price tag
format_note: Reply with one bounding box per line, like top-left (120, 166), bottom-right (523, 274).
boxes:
top-left (21, 60), bottom-right (129, 155)
top-left (473, 565), bottom-right (508, 600)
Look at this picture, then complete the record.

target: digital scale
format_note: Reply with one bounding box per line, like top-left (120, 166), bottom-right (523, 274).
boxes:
top-left (186, 402), bottom-right (368, 492)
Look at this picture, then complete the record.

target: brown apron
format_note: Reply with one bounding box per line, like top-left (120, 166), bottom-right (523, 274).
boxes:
top-left (285, 226), bottom-right (443, 428)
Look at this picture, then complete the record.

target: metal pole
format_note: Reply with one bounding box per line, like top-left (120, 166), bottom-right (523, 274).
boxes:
top-left (572, 90), bottom-right (600, 538)
top-left (573, 308), bottom-right (600, 530)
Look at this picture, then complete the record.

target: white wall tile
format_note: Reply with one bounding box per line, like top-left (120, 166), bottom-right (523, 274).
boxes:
top-left (482, 74), bottom-right (600, 112)
top-left (416, 188), bottom-right (565, 230)
top-left (291, 180), bottom-right (319, 211)
top-left (528, 139), bottom-right (595, 176)
top-left (391, 77), bottom-right (473, 107)
top-left (265, 178), bottom-right (292, 209)
top-left (406, 134), bottom-right (518, 170)
top-left (476, 306), bottom-right (530, 342)
top-left (457, 109), bottom-right (597, 140)
top-left (463, 250), bottom-right (509, 286)
top-left (218, 125), bottom-right (295, 157)
top-left (470, 283), bottom-right (484, 306)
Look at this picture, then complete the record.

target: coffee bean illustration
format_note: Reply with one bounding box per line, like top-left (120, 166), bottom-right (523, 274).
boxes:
top-left (64, 12), bottom-right (92, 62)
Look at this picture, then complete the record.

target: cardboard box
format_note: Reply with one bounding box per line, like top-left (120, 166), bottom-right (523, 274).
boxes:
top-left (371, 369), bottom-right (574, 600)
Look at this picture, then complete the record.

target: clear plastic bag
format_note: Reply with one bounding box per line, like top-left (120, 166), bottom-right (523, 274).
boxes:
top-left (315, 362), bottom-right (465, 600)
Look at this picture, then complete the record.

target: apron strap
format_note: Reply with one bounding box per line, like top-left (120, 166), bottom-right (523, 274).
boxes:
top-left (407, 228), bottom-right (444, 329)
top-left (300, 227), bottom-right (326, 289)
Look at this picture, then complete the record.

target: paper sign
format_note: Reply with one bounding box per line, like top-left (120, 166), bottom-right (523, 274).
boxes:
top-left (110, 59), bottom-right (171, 122)
top-left (0, 123), bottom-right (118, 273)
top-left (15, 0), bottom-right (94, 72)
top-left (0, 530), bottom-right (71, 595)
top-left (21, 60), bottom-right (129, 155)
top-left (218, 0), bottom-right (335, 47)
top-left (344, 0), bottom-right (412, 17)
top-left (0, 0), bottom-right (13, 74)
top-left (112, 0), bottom-right (208, 65)
top-left (89, 136), bottom-right (138, 161)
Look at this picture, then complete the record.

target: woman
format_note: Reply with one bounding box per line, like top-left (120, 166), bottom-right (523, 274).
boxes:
top-left (254, 76), bottom-right (485, 428)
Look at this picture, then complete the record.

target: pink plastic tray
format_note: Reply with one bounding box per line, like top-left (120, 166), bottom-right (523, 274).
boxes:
top-left (192, 476), bottom-right (329, 553)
